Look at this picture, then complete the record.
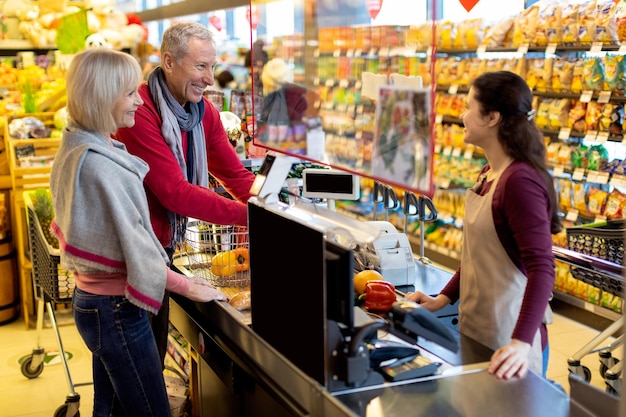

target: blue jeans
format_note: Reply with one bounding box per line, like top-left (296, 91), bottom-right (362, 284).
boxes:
top-left (73, 288), bottom-right (171, 417)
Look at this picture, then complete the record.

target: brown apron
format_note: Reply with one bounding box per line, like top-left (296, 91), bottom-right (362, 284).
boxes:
top-left (459, 165), bottom-right (543, 375)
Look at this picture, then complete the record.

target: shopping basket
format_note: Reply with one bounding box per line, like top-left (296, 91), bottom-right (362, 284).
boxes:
top-left (178, 220), bottom-right (250, 287)
top-left (20, 190), bottom-right (88, 417)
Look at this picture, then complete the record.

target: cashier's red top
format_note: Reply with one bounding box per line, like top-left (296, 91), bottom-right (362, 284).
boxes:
top-left (115, 83), bottom-right (255, 249)
top-left (440, 161), bottom-right (556, 350)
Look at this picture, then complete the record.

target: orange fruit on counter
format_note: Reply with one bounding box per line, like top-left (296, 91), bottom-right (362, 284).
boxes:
top-left (354, 269), bottom-right (385, 294)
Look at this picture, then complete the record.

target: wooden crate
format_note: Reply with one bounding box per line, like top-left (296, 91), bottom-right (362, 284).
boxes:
top-left (3, 113), bottom-right (60, 191)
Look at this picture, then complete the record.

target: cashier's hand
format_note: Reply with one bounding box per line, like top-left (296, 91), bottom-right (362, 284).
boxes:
top-left (488, 339), bottom-right (531, 380)
top-left (185, 278), bottom-right (229, 303)
top-left (404, 292), bottom-right (450, 312)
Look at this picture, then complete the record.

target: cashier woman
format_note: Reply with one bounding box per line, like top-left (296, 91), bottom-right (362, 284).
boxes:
top-left (406, 71), bottom-right (561, 380)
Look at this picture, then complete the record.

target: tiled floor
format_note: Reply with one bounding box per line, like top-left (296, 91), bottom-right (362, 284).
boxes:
top-left (0, 306), bottom-right (622, 416)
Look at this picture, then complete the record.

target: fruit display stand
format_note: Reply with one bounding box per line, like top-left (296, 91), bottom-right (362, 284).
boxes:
top-left (2, 112), bottom-right (60, 328)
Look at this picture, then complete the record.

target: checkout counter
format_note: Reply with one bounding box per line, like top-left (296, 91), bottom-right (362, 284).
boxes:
top-left (170, 198), bottom-right (571, 417)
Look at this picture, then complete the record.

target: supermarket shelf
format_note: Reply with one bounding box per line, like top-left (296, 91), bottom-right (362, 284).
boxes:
top-left (0, 174), bottom-right (10, 189)
top-left (553, 290), bottom-right (622, 322)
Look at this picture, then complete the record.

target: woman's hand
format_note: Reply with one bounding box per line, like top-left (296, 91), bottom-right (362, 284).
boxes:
top-left (488, 339), bottom-right (532, 380)
top-left (404, 292), bottom-right (450, 312)
top-left (186, 277), bottom-right (229, 302)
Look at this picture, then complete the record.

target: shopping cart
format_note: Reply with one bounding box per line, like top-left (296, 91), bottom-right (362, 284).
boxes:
top-left (174, 220), bottom-right (250, 288)
top-left (19, 192), bottom-right (90, 417)
top-left (553, 244), bottom-right (624, 394)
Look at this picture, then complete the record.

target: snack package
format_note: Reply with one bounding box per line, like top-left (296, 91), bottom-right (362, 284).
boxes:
top-left (594, 0), bottom-right (618, 44)
top-left (587, 186), bottom-right (608, 215)
top-left (552, 59), bottom-right (575, 93)
top-left (604, 188), bottom-right (626, 219)
top-left (558, 178), bottom-right (573, 211)
top-left (483, 15), bottom-right (515, 47)
top-left (568, 99), bottom-right (588, 132)
top-left (604, 54), bottom-right (626, 96)
top-left (572, 182), bottom-right (589, 216)
top-left (526, 58), bottom-right (552, 92)
top-left (512, 4), bottom-right (540, 46)
top-left (536, 0), bottom-right (562, 46)
top-left (561, 1), bottom-right (580, 44)
top-left (501, 57), bottom-right (526, 78)
top-left (578, 0), bottom-right (598, 44)
top-left (584, 100), bottom-right (601, 131)
top-left (438, 20), bottom-right (455, 49)
top-left (583, 57), bottom-right (605, 92)
top-left (571, 59), bottom-right (586, 93)
top-left (586, 144), bottom-right (609, 171)
top-left (547, 142), bottom-right (562, 165)
top-left (571, 144), bottom-right (589, 170)
top-left (455, 18), bottom-right (484, 49)
top-left (549, 98), bottom-right (571, 130)
top-left (617, 0), bottom-right (626, 42)
top-left (536, 98), bottom-right (552, 129)
top-left (598, 103), bottom-right (624, 135)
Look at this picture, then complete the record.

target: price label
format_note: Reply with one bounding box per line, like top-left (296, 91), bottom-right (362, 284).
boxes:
top-left (440, 178), bottom-right (451, 189)
top-left (586, 170), bottom-right (599, 183)
top-left (434, 143), bottom-right (442, 154)
top-left (476, 44), bottom-right (487, 54)
top-left (572, 168), bottom-right (585, 181)
top-left (590, 42), bottom-right (603, 53)
top-left (354, 49), bottom-right (362, 57)
top-left (596, 172), bottom-right (609, 184)
top-left (584, 130), bottom-right (598, 142)
top-left (452, 147), bottom-right (462, 158)
top-left (558, 127), bottom-right (571, 140)
top-left (443, 146), bottom-right (453, 156)
top-left (464, 149), bottom-right (474, 159)
top-left (566, 209), bottom-right (579, 222)
top-left (339, 79), bottom-right (349, 88)
top-left (611, 174), bottom-right (626, 187)
top-left (596, 131), bottom-right (609, 143)
top-left (346, 49), bottom-right (354, 58)
top-left (448, 84), bottom-right (459, 95)
top-left (313, 49), bottom-right (320, 58)
top-left (347, 104), bottom-right (356, 115)
top-left (620, 43), bottom-right (626, 54)
top-left (333, 49), bottom-right (342, 57)
top-left (580, 90), bottom-right (593, 103)
top-left (325, 79), bottom-right (335, 87)
top-left (595, 215), bottom-right (607, 223)
top-left (553, 165), bottom-right (565, 177)
top-left (546, 43), bottom-right (558, 55)
top-left (517, 43), bottom-right (530, 54)
top-left (379, 47), bottom-right (390, 57)
top-left (597, 91), bottom-right (611, 103)
top-left (435, 114), bottom-right (444, 124)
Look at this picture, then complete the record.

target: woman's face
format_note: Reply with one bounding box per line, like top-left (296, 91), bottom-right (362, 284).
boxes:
top-left (165, 37), bottom-right (217, 105)
top-left (112, 85), bottom-right (143, 129)
top-left (460, 87), bottom-right (494, 148)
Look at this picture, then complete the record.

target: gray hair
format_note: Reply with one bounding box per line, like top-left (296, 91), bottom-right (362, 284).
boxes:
top-left (66, 48), bottom-right (142, 134)
top-left (161, 22), bottom-right (215, 63)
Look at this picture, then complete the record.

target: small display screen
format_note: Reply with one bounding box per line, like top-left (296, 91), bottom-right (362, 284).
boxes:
top-left (306, 172), bottom-right (354, 194)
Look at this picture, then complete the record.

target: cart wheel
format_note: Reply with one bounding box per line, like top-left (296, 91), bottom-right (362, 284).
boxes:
top-left (53, 403), bottom-right (80, 417)
top-left (600, 358), bottom-right (620, 379)
top-left (20, 355), bottom-right (44, 379)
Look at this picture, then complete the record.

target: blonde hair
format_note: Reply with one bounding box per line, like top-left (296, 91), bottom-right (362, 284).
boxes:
top-left (66, 48), bottom-right (142, 134)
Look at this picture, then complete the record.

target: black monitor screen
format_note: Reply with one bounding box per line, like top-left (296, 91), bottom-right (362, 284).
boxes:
top-left (325, 240), bottom-right (354, 332)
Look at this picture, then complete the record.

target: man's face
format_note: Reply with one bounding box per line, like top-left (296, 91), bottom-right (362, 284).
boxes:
top-left (163, 37), bottom-right (218, 105)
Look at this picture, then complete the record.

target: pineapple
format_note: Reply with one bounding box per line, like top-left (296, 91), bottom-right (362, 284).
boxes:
top-left (32, 189), bottom-right (59, 249)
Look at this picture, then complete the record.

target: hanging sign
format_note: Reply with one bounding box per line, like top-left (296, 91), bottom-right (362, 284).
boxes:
top-left (366, 0), bottom-right (383, 19)
top-left (246, 6), bottom-right (261, 30)
top-left (459, 0), bottom-right (480, 12)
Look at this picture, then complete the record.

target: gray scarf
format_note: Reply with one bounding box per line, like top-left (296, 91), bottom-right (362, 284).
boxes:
top-left (148, 67), bottom-right (209, 248)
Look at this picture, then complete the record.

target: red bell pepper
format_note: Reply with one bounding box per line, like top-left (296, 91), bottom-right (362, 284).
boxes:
top-left (364, 280), bottom-right (396, 312)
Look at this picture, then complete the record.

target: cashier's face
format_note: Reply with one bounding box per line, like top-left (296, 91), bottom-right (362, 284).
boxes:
top-left (112, 85), bottom-right (143, 130)
top-left (164, 37), bottom-right (217, 105)
top-left (461, 87), bottom-right (499, 148)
